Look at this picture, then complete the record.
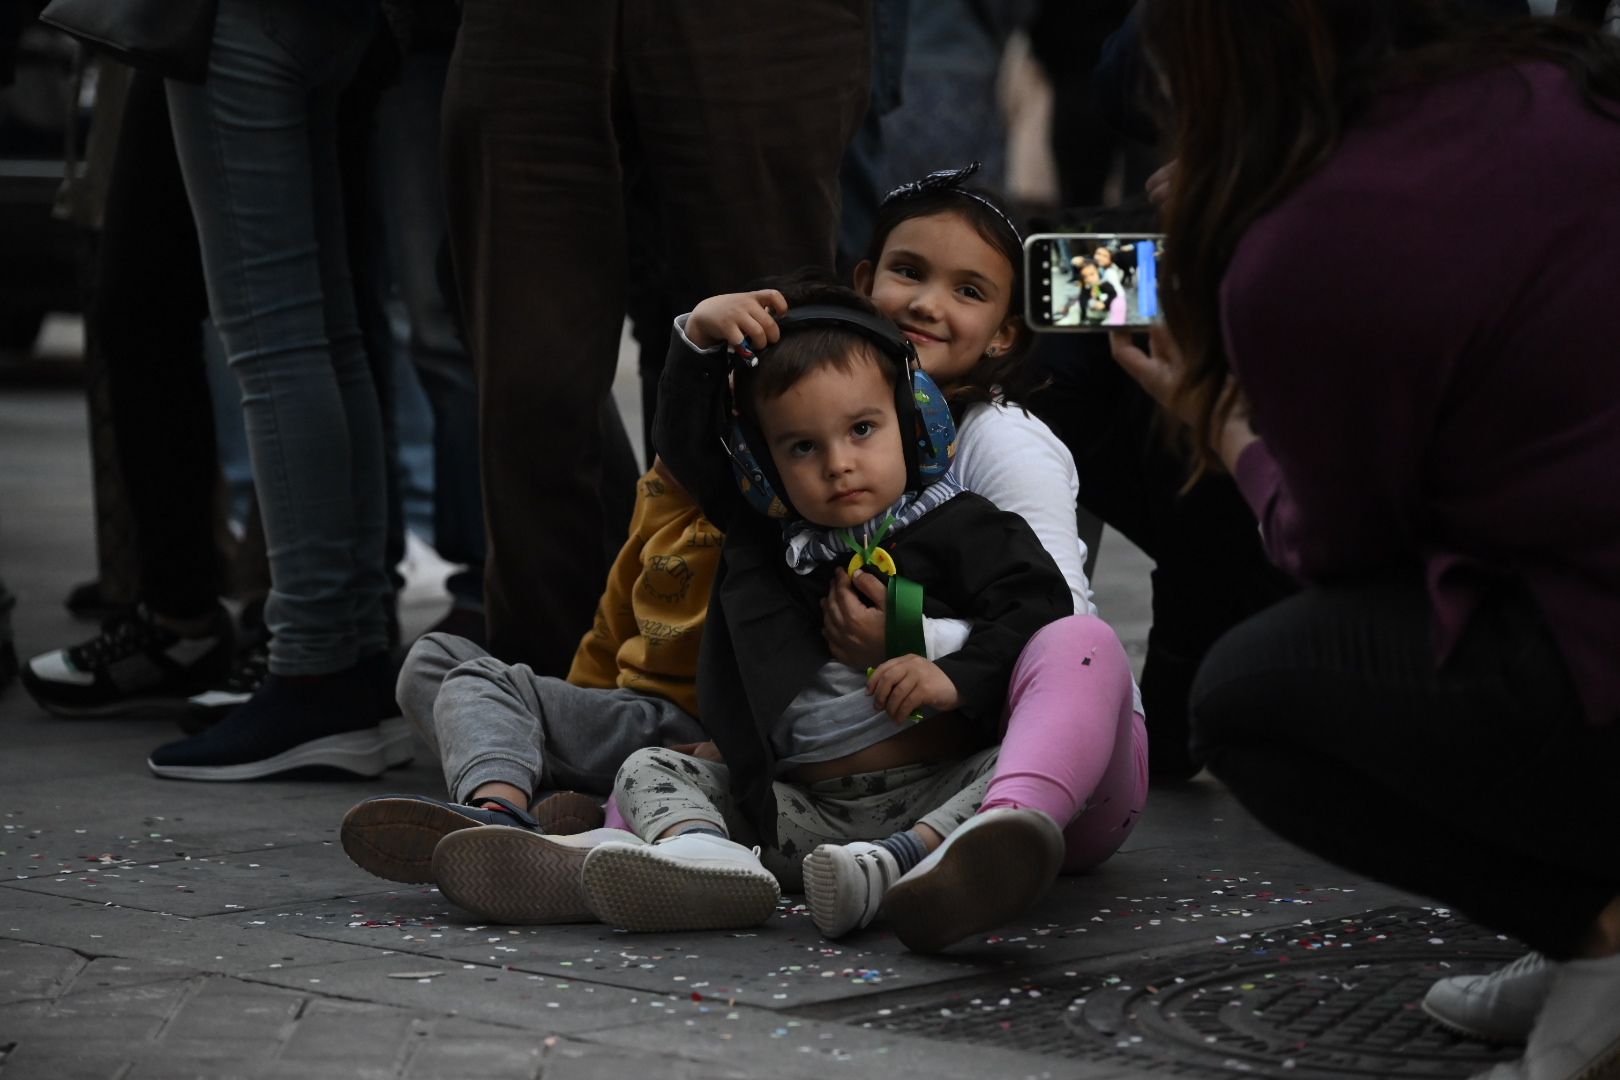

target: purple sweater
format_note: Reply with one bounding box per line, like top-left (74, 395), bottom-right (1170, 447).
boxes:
top-left (1224, 61), bottom-right (1620, 727)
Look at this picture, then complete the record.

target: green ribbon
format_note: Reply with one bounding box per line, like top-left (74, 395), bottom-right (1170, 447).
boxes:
top-left (838, 515), bottom-right (926, 661)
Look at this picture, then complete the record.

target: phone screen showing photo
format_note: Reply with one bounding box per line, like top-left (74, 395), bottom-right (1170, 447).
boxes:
top-left (1024, 233), bottom-right (1165, 332)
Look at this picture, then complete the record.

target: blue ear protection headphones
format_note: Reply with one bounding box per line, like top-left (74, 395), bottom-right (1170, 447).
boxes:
top-left (724, 305), bottom-right (957, 520)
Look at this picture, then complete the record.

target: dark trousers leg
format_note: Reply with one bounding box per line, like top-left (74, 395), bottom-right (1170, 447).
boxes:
top-left (1191, 578), bottom-right (1620, 959)
top-left (1032, 337), bottom-right (1295, 779)
top-left (94, 73), bottom-right (221, 619)
top-left (443, 2), bottom-right (631, 673)
top-left (443, 1), bottom-right (866, 673)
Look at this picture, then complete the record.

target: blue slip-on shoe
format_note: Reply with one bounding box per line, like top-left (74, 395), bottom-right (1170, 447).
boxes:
top-left (341, 793), bottom-right (539, 883)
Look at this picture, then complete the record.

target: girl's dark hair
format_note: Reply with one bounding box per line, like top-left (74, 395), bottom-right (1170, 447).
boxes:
top-left (1139, 0), bottom-right (1620, 478)
top-left (862, 185), bottom-right (1038, 411)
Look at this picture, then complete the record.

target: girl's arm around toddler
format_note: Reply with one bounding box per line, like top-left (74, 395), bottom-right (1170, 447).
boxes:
top-left (652, 290), bottom-right (788, 533)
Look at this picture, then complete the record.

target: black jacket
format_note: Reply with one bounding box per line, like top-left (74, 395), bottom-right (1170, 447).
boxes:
top-left (653, 331), bottom-right (1073, 843)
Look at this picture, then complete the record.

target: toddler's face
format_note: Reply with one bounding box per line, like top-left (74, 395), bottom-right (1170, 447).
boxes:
top-left (1081, 265), bottom-right (1101, 286)
top-left (755, 355), bottom-right (908, 529)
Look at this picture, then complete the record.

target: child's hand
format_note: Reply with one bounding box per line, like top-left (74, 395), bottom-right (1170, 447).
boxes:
top-left (868, 655), bottom-right (960, 724)
top-left (822, 571), bottom-right (887, 670)
top-left (669, 740), bottom-right (724, 763)
top-left (687, 289), bottom-right (789, 351)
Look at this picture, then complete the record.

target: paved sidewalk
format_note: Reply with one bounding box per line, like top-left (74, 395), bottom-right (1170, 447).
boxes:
top-left (0, 388), bottom-right (1522, 1079)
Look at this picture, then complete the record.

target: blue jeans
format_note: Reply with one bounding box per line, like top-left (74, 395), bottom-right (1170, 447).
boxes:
top-left (167, 0), bottom-right (389, 675)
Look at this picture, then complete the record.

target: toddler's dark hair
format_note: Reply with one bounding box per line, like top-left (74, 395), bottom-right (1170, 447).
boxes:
top-left (734, 273), bottom-right (894, 438)
top-left (862, 185), bottom-right (1037, 410)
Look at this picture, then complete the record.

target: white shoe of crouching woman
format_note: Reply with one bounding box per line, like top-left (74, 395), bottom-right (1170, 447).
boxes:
top-left (1469, 949), bottom-right (1620, 1080)
top-left (879, 807), bottom-right (1065, 954)
top-left (1424, 951), bottom-right (1554, 1045)
top-left (580, 830), bottom-right (781, 932)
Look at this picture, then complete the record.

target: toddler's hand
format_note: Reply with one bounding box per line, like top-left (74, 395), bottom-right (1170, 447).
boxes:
top-left (822, 571), bottom-right (887, 670)
top-left (669, 740), bottom-right (724, 763)
top-left (868, 655), bottom-right (960, 724)
top-left (687, 289), bottom-right (789, 352)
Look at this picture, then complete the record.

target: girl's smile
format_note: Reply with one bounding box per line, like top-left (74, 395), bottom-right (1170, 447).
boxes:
top-left (855, 211), bottom-right (1018, 387)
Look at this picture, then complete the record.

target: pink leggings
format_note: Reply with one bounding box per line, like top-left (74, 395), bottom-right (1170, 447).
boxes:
top-left (604, 614), bottom-right (1147, 873)
top-left (981, 614), bottom-right (1148, 873)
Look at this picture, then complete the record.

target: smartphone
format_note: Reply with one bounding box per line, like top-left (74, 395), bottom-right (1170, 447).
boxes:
top-left (1024, 232), bottom-right (1166, 332)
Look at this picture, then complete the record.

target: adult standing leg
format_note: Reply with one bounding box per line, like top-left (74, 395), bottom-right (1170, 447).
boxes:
top-left (442, 5), bottom-right (631, 673)
top-left (444, 2), bottom-right (868, 675)
top-left (20, 71), bottom-right (238, 719)
top-left (627, 1), bottom-right (869, 321)
top-left (151, 0), bottom-right (397, 780)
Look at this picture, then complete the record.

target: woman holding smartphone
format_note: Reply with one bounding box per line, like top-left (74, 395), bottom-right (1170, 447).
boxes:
top-left (1110, 3), bottom-right (1620, 1078)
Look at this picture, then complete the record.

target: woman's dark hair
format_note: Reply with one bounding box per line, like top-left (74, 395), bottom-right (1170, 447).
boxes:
top-left (1138, 0), bottom-right (1620, 477)
top-left (861, 185), bottom-right (1038, 411)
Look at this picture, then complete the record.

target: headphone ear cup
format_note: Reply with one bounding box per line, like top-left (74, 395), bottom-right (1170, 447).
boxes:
top-left (909, 368), bottom-right (958, 483)
top-left (727, 421), bottom-right (790, 519)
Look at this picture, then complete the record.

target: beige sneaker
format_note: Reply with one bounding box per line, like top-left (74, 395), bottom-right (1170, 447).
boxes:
top-left (581, 832), bottom-right (780, 932)
top-left (432, 826), bottom-right (641, 924)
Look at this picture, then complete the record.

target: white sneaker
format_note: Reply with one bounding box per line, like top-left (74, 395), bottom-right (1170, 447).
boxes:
top-left (432, 826), bottom-right (642, 924)
top-left (1471, 950), bottom-right (1620, 1080)
top-left (581, 831), bottom-right (781, 932)
top-left (879, 807), bottom-right (1064, 954)
top-left (1424, 952), bottom-right (1554, 1044)
top-left (802, 841), bottom-right (901, 939)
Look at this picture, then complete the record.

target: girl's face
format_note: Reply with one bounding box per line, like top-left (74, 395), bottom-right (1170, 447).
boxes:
top-left (1081, 265), bottom-right (1101, 286)
top-left (1094, 247), bottom-right (1114, 267)
top-left (854, 211), bottom-right (1018, 387)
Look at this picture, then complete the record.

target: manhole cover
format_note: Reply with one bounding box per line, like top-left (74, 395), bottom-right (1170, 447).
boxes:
top-left (834, 907), bottom-right (1525, 1077)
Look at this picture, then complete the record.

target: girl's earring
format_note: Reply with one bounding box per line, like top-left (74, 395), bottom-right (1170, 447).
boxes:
top-left (986, 347), bottom-right (1000, 358)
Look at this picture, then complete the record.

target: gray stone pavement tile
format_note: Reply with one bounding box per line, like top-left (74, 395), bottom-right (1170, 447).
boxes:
top-left (0, 890), bottom-right (389, 974)
top-left (0, 945), bottom-right (208, 1007)
top-left (0, 762), bottom-right (442, 882)
top-left (4, 838), bottom-right (390, 917)
top-left (0, 939), bottom-right (85, 1005)
top-left (242, 952), bottom-right (694, 1035)
top-left (581, 1006), bottom-right (1142, 1080)
top-left (0, 975), bottom-right (194, 1041)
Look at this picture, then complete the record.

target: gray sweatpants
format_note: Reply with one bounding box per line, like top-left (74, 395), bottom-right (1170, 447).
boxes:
top-left (398, 633), bottom-right (706, 804)
top-left (614, 745), bottom-right (1000, 891)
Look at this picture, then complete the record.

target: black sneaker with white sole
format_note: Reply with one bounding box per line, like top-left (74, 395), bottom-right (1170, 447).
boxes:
top-left (180, 645), bottom-right (414, 767)
top-left (21, 606), bottom-right (235, 718)
top-left (149, 657), bottom-right (398, 781)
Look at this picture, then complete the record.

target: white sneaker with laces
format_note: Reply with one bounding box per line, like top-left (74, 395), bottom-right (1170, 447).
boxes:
top-left (1424, 952), bottom-right (1554, 1044)
top-left (1470, 949), bottom-right (1620, 1080)
top-left (580, 831), bottom-right (780, 932)
top-left (802, 841), bottom-right (901, 939)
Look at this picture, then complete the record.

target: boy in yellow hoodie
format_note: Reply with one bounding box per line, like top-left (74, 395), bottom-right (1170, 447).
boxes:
top-left (339, 458), bottom-right (720, 905)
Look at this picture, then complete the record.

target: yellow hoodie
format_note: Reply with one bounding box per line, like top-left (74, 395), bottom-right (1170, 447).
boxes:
top-left (565, 463), bottom-right (721, 717)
